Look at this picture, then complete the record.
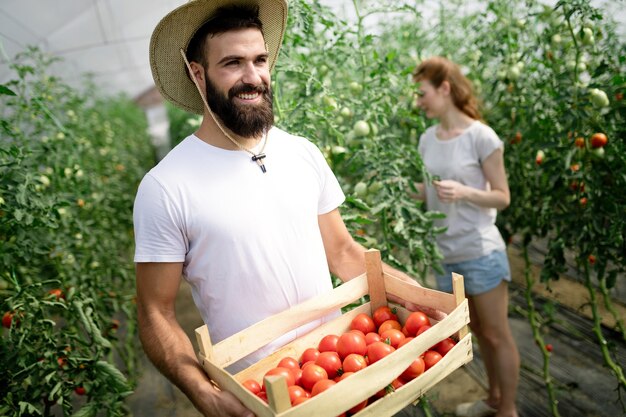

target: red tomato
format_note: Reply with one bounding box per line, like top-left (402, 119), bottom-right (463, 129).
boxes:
top-left (263, 367), bottom-right (295, 390)
top-left (278, 356), bottom-right (300, 371)
top-left (423, 350), bottom-right (443, 370)
top-left (375, 378), bottom-right (404, 398)
top-left (372, 306), bottom-right (398, 328)
top-left (590, 132), bottom-right (608, 148)
top-left (336, 331), bottom-right (367, 359)
top-left (292, 368), bottom-right (303, 386)
top-left (300, 364), bottom-right (328, 391)
top-left (336, 371), bottom-right (354, 382)
top-left (404, 311), bottom-right (430, 336)
top-left (311, 379), bottom-right (336, 396)
top-left (365, 332), bottom-right (382, 345)
top-left (545, 343), bottom-right (554, 352)
top-left (397, 336), bottom-right (414, 349)
top-left (300, 360), bottom-right (315, 370)
top-left (288, 385), bottom-right (308, 405)
top-left (350, 313), bottom-right (376, 334)
top-left (349, 329), bottom-right (366, 338)
top-left (401, 326), bottom-right (411, 337)
top-left (256, 391), bottom-right (268, 403)
top-left (366, 341), bottom-right (396, 364)
top-left (435, 337), bottom-right (456, 356)
top-left (292, 396), bottom-right (309, 406)
top-left (416, 325), bottom-right (431, 336)
top-left (318, 334), bottom-right (340, 353)
top-left (377, 319), bottom-right (402, 336)
top-left (379, 328), bottom-right (406, 349)
top-left (315, 351), bottom-right (342, 379)
top-left (48, 288), bottom-right (65, 300)
top-left (349, 398), bottom-right (369, 414)
top-left (401, 357), bottom-right (425, 381)
top-left (242, 379), bottom-right (262, 395)
top-left (2, 311), bottom-right (14, 329)
top-left (300, 347), bottom-right (320, 365)
top-left (342, 353), bottom-right (367, 373)
top-left (74, 386), bottom-right (87, 396)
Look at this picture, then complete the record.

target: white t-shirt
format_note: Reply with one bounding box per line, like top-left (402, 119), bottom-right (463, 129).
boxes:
top-left (418, 120), bottom-right (506, 263)
top-left (133, 127), bottom-right (345, 372)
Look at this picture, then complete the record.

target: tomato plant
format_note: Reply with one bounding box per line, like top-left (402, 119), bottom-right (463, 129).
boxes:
top-left (1, 47), bottom-right (153, 416)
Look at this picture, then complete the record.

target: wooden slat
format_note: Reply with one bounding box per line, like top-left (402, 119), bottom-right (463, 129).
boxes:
top-left (198, 353), bottom-right (274, 417)
top-left (210, 274), bottom-right (369, 367)
top-left (352, 333), bottom-right (473, 417)
top-left (235, 303), bottom-right (371, 382)
top-left (195, 325), bottom-right (214, 361)
top-left (365, 249), bottom-right (387, 313)
top-left (383, 272), bottom-right (457, 313)
top-left (265, 375), bottom-right (291, 414)
top-left (451, 273), bottom-right (469, 340)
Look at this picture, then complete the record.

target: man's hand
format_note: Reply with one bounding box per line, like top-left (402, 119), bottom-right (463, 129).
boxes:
top-left (193, 386), bottom-right (256, 417)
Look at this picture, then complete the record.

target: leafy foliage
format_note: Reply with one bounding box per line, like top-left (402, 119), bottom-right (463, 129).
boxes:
top-left (0, 48), bottom-right (154, 416)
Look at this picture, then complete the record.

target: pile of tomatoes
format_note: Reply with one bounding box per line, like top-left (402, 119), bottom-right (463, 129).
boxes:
top-left (240, 306), bottom-right (457, 415)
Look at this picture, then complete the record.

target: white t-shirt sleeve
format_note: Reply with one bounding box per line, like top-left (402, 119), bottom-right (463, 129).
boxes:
top-left (308, 141), bottom-right (345, 215)
top-left (475, 124), bottom-right (504, 163)
top-left (133, 174), bottom-right (188, 263)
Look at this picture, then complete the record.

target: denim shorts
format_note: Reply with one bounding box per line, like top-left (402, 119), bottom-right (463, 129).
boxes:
top-left (434, 250), bottom-right (511, 296)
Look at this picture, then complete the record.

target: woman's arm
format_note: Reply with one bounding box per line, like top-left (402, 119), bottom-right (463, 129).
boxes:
top-left (432, 148), bottom-right (510, 210)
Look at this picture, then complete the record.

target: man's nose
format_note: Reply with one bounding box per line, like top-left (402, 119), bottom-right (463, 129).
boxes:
top-left (241, 61), bottom-right (262, 85)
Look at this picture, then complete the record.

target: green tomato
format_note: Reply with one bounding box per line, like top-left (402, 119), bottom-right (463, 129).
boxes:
top-left (331, 146), bottom-right (347, 155)
top-left (323, 96), bottom-right (338, 110)
top-left (551, 34), bottom-right (562, 45)
top-left (507, 66), bottom-right (521, 81)
top-left (589, 88), bottom-right (609, 108)
top-left (349, 81), bottom-right (363, 93)
top-left (354, 182), bottom-right (368, 197)
top-left (591, 147), bottom-right (605, 158)
top-left (340, 107), bottom-right (353, 118)
top-left (368, 181), bottom-right (384, 193)
top-left (581, 28), bottom-right (594, 46)
top-left (353, 120), bottom-right (370, 137)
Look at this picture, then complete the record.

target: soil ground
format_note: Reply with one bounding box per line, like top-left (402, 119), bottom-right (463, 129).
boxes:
top-left (126, 243), bottom-right (626, 417)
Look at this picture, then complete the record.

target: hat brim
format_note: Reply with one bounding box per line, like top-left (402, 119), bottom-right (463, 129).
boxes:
top-left (150, 0), bottom-right (287, 115)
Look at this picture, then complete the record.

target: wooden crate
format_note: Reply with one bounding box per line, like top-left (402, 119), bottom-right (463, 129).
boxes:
top-left (195, 249), bottom-right (472, 417)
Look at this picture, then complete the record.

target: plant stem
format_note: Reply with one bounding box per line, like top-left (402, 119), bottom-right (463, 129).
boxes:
top-left (582, 260), bottom-right (626, 391)
top-left (522, 243), bottom-right (561, 417)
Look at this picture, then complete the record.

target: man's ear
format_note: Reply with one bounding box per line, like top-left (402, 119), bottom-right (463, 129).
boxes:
top-left (188, 61), bottom-right (205, 84)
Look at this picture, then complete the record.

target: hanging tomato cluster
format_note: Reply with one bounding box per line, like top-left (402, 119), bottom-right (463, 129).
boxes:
top-left (240, 306), bottom-right (457, 415)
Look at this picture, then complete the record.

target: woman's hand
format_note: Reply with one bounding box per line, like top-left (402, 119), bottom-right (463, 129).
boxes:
top-left (433, 179), bottom-right (467, 203)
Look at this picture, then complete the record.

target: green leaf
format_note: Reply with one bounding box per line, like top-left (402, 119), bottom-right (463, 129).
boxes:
top-left (0, 84), bottom-right (17, 96)
top-left (95, 360), bottom-right (129, 391)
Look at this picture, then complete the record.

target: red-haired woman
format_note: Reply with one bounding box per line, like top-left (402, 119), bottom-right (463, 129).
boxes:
top-left (413, 56), bottom-right (519, 417)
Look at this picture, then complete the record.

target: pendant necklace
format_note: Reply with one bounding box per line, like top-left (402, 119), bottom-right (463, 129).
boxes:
top-left (223, 131), bottom-right (267, 173)
top-left (181, 50), bottom-right (268, 173)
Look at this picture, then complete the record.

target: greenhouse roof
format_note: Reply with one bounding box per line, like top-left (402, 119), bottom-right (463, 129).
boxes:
top-left (0, 0), bottom-right (187, 100)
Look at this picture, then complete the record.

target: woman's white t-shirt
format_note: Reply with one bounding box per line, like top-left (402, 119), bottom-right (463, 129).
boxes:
top-left (418, 120), bottom-right (506, 263)
top-left (133, 126), bottom-right (345, 372)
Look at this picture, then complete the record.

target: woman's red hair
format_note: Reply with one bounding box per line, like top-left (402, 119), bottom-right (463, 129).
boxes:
top-left (413, 56), bottom-right (483, 121)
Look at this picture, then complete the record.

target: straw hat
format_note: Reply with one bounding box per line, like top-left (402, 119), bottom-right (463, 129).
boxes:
top-left (149, 0), bottom-right (288, 115)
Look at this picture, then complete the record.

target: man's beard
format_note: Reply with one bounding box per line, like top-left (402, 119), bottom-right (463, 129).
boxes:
top-left (205, 74), bottom-right (274, 138)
